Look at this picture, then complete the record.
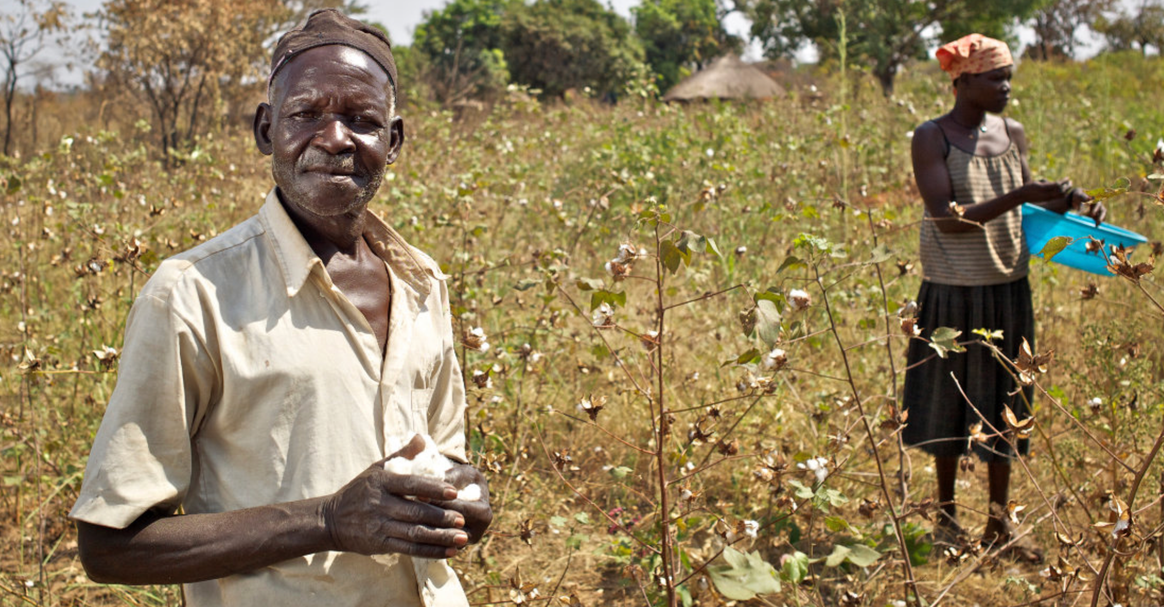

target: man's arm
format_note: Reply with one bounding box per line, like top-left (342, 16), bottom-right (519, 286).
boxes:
top-left (912, 119), bottom-right (1068, 233)
top-left (77, 438), bottom-right (468, 585)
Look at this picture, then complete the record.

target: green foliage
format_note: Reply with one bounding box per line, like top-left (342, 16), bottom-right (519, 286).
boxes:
top-left (501, 0), bottom-right (646, 98)
top-left (740, 0), bottom-right (1044, 94)
top-left (632, 0), bottom-right (739, 91)
top-left (1093, 1), bottom-right (1164, 55)
top-left (707, 546), bottom-right (782, 600)
top-left (412, 0), bottom-right (516, 103)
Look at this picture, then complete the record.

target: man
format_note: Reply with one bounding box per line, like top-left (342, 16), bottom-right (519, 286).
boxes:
top-left (70, 10), bottom-right (491, 606)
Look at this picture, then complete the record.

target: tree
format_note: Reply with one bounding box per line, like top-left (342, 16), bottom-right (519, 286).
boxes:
top-left (740, 0), bottom-right (1045, 96)
top-left (98, 0), bottom-right (290, 161)
top-left (0, 0), bottom-right (69, 156)
top-left (632, 0), bottom-right (740, 91)
top-left (1093, 1), bottom-right (1164, 55)
top-left (412, 0), bottom-right (516, 104)
top-left (501, 0), bottom-right (646, 98)
top-left (1025, 0), bottom-right (1115, 60)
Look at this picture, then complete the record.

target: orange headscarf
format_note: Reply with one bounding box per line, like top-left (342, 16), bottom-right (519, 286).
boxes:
top-left (936, 34), bottom-right (1013, 81)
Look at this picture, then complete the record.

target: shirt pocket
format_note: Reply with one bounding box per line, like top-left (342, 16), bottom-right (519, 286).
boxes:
top-left (410, 387), bottom-right (435, 432)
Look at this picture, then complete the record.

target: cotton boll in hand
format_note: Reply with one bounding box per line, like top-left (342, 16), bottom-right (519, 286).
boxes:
top-left (383, 434), bottom-right (482, 501)
top-left (372, 434), bottom-right (484, 568)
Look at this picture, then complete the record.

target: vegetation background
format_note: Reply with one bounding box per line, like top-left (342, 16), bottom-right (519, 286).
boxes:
top-left (4, 0), bottom-right (1164, 606)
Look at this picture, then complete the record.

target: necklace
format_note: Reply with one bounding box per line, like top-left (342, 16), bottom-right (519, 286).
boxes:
top-left (950, 114), bottom-right (988, 133)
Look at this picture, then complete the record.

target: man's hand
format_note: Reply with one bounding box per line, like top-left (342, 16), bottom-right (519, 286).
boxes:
top-left (321, 438), bottom-right (468, 559)
top-left (433, 464), bottom-right (492, 544)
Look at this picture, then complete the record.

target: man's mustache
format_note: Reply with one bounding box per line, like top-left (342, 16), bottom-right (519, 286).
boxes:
top-left (297, 149), bottom-right (359, 175)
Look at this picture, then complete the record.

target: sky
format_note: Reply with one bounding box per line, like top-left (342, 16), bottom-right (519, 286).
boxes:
top-left (0, 0), bottom-right (1119, 90)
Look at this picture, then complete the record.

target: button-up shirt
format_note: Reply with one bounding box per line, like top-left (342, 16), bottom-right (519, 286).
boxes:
top-left (70, 189), bottom-right (470, 607)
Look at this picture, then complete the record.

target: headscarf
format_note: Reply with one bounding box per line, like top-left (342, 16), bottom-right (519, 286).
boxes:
top-left (936, 34), bottom-right (1013, 81)
top-left (269, 8), bottom-right (397, 95)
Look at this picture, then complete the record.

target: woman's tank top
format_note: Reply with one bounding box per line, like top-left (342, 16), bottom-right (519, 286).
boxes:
top-left (918, 120), bottom-right (1028, 286)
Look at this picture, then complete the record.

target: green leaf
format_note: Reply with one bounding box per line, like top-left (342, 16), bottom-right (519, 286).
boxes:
top-left (660, 240), bottom-right (688, 274)
top-left (707, 547), bottom-right (782, 600)
top-left (779, 551), bottom-right (810, 585)
top-left (705, 237), bottom-right (721, 257)
top-left (549, 516), bottom-right (569, 527)
top-left (754, 299), bottom-right (782, 347)
top-left (5, 175), bottom-right (22, 196)
top-left (590, 289), bottom-right (626, 311)
top-left (1084, 185), bottom-right (1128, 202)
top-left (575, 277), bottom-right (604, 291)
top-left (928, 326), bottom-right (965, 359)
top-left (573, 512), bottom-right (591, 525)
top-left (824, 516), bottom-right (849, 532)
top-left (845, 544), bottom-right (881, 567)
top-left (824, 544), bottom-right (852, 568)
top-left (776, 256), bottom-right (805, 274)
top-left (788, 479), bottom-right (814, 500)
top-left (565, 533), bottom-right (587, 550)
top-left (1038, 236), bottom-right (1072, 263)
top-left (867, 244), bottom-right (892, 265)
top-left (731, 348), bottom-right (761, 366)
top-left (514, 278), bottom-right (541, 291)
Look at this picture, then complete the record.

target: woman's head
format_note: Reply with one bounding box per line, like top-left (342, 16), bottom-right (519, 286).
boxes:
top-left (938, 34), bottom-right (1014, 112)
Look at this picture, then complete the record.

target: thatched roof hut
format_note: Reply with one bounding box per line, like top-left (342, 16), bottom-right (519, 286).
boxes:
top-left (662, 55), bottom-right (786, 102)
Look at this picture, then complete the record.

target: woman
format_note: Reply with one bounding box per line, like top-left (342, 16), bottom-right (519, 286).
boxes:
top-left (901, 34), bottom-right (1104, 562)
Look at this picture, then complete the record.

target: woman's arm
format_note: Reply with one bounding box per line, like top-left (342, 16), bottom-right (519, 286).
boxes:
top-left (912, 119), bottom-right (1070, 233)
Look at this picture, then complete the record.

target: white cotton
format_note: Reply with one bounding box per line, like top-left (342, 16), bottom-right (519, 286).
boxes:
top-left (383, 457), bottom-right (413, 476)
top-left (382, 433), bottom-right (481, 501)
top-left (457, 484), bottom-right (482, 501)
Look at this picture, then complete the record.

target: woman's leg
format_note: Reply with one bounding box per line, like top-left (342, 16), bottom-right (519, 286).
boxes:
top-left (984, 460), bottom-right (1010, 539)
top-left (936, 455), bottom-right (959, 529)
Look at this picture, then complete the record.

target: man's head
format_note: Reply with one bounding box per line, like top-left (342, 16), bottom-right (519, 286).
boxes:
top-left (254, 9), bottom-right (404, 221)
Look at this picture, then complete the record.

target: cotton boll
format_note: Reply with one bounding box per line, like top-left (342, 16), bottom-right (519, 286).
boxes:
top-left (457, 484), bottom-right (482, 501)
top-left (383, 457), bottom-right (413, 476)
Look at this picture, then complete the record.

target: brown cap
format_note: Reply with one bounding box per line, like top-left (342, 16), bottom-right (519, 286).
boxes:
top-left (269, 8), bottom-right (396, 94)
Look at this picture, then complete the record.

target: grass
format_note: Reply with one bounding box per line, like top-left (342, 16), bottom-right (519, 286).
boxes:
top-left (3, 52), bottom-right (1164, 606)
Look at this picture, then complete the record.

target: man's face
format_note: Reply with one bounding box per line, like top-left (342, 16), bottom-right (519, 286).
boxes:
top-left (958, 65), bottom-right (1013, 114)
top-left (256, 45), bottom-right (402, 220)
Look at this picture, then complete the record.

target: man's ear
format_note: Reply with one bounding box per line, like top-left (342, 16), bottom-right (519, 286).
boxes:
top-left (384, 116), bottom-right (405, 165)
top-left (254, 102), bottom-right (274, 156)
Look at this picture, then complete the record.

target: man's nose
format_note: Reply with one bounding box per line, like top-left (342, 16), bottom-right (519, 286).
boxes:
top-left (312, 117), bottom-right (355, 154)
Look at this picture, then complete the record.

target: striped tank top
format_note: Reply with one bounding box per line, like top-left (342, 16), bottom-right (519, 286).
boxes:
top-left (918, 121), bottom-right (1028, 286)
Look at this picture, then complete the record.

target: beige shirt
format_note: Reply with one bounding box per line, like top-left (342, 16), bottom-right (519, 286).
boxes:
top-left (70, 190), bottom-right (470, 607)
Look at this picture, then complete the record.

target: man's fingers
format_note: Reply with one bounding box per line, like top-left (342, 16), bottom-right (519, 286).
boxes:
top-left (378, 536), bottom-right (463, 559)
top-left (380, 519), bottom-right (468, 547)
top-left (382, 472), bottom-right (459, 501)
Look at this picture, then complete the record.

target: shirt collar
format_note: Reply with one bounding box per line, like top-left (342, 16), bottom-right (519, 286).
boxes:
top-left (258, 189), bottom-right (447, 298)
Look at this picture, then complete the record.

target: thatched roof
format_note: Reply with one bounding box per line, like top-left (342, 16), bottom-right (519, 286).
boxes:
top-left (662, 55), bottom-right (786, 102)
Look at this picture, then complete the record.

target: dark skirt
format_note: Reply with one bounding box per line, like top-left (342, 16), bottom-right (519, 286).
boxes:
top-left (901, 277), bottom-right (1034, 461)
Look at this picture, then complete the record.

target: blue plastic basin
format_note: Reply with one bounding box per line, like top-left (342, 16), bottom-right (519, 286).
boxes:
top-left (1022, 203), bottom-right (1148, 276)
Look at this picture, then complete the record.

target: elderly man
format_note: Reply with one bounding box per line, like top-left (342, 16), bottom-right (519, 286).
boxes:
top-left (70, 10), bottom-right (490, 606)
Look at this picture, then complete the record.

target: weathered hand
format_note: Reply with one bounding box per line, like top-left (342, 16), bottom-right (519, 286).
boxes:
top-left (432, 464), bottom-right (493, 544)
top-left (321, 437), bottom-right (468, 558)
